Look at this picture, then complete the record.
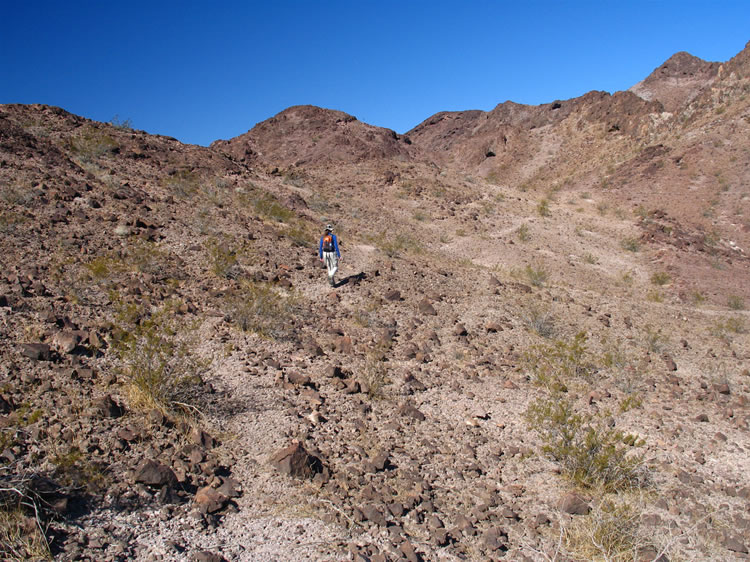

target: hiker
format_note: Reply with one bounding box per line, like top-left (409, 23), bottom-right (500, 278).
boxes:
top-left (319, 224), bottom-right (341, 286)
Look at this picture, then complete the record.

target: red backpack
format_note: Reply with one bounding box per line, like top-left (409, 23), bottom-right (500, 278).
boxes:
top-left (322, 233), bottom-right (334, 252)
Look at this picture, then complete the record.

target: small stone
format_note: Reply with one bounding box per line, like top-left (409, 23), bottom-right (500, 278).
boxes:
top-left (418, 299), bottom-right (437, 316)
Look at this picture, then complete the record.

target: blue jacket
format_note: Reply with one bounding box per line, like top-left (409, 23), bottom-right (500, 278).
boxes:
top-left (319, 233), bottom-right (340, 258)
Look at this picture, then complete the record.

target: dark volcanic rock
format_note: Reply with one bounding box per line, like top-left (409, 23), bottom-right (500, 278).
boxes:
top-left (134, 459), bottom-right (177, 487)
top-left (21, 343), bottom-right (52, 361)
top-left (269, 441), bottom-right (323, 479)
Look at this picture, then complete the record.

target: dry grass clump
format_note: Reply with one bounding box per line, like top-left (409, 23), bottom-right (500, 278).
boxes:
top-left (227, 280), bottom-right (298, 339)
top-left (0, 469), bottom-right (53, 561)
top-left (0, 505), bottom-right (51, 561)
top-left (562, 498), bottom-right (657, 561)
top-left (520, 305), bottom-right (556, 339)
top-left (111, 299), bottom-right (208, 418)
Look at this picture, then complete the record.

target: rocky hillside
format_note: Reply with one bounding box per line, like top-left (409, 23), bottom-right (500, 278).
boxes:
top-left (1, 42), bottom-right (749, 562)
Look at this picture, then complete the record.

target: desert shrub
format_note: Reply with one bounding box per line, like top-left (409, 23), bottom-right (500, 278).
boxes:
top-left (525, 396), bottom-right (648, 492)
top-left (0, 183), bottom-right (37, 208)
top-left (51, 447), bottom-right (106, 493)
top-left (164, 169), bottom-right (200, 199)
top-left (83, 239), bottom-right (168, 286)
top-left (285, 222), bottom-right (315, 248)
top-left (646, 290), bottom-right (663, 303)
top-left (517, 223), bottom-right (530, 242)
top-left (521, 305), bottom-right (556, 339)
top-left (650, 271), bottom-right (671, 286)
top-left (227, 280), bottom-right (297, 339)
top-left (522, 264), bottom-right (548, 287)
top-left (112, 299), bottom-right (208, 417)
top-left (252, 193), bottom-right (295, 223)
top-left (619, 394), bottom-right (643, 413)
top-left (621, 237), bottom-right (640, 252)
top-left (369, 231), bottom-right (422, 258)
top-left (108, 114), bottom-right (133, 131)
top-left (537, 198), bottom-right (551, 217)
top-left (643, 325), bottom-right (666, 353)
top-left (68, 125), bottom-right (118, 162)
top-left (523, 332), bottom-right (593, 389)
top-left (0, 210), bottom-right (28, 234)
top-left (360, 342), bottom-right (392, 400)
top-left (205, 237), bottom-right (240, 278)
top-left (727, 295), bottom-right (745, 310)
top-left (583, 252), bottom-right (598, 264)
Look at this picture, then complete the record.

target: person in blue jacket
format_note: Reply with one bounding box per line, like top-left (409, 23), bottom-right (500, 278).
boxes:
top-left (319, 224), bottom-right (341, 287)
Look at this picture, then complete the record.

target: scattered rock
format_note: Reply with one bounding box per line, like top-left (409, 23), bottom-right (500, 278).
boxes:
top-left (134, 460), bottom-right (177, 487)
top-left (194, 486), bottom-right (229, 514)
top-left (418, 299), bottom-right (437, 316)
top-left (269, 441), bottom-right (323, 479)
top-left (398, 402), bottom-right (426, 421)
top-left (21, 343), bottom-right (52, 361)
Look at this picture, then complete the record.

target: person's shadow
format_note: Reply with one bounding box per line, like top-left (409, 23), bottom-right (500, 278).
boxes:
top-left (335, 271), bottom-right (366, 288)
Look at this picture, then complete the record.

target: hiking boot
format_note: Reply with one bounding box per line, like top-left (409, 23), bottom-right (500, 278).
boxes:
top-left (329, 276), bottom-right (335, 287)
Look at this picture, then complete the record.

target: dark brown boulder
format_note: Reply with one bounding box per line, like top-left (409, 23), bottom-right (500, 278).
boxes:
top-left (194, 486), bottom-right (229, 514)
top-left (269, 441), bottom-right (323, 479)
top-left (21, 343), bottom-right (52, 361)
top-left (134, 459), bottom-right (177, 487)
top-left (94, 395), bottom-right (124, 418)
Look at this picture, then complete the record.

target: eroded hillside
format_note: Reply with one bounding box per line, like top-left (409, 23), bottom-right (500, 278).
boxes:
top-left (1, 41), bottom-right (750, 562)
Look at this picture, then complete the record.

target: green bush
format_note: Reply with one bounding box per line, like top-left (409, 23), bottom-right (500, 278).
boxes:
top-left (523, 332), bottom-right (593, 389)
top-left (525, 396), bottom-right (647, 492)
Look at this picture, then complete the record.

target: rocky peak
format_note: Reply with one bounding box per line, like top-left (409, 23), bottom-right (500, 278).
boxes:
top-left (629, 51), bottom-right (720, 112)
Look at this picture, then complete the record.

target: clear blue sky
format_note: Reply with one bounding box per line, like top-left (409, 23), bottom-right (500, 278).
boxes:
top-left (2, 1), bottom-right (748, 146)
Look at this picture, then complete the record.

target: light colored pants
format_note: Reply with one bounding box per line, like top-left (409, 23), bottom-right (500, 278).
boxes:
top-left (323, 251), bottom-right (338, 280)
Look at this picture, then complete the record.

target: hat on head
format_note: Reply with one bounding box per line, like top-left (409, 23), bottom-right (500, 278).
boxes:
top-left (325, 224), bottom-right (333, 231)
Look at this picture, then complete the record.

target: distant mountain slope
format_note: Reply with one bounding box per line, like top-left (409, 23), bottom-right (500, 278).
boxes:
top-left (211, 105), bottom-right (414, 168)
